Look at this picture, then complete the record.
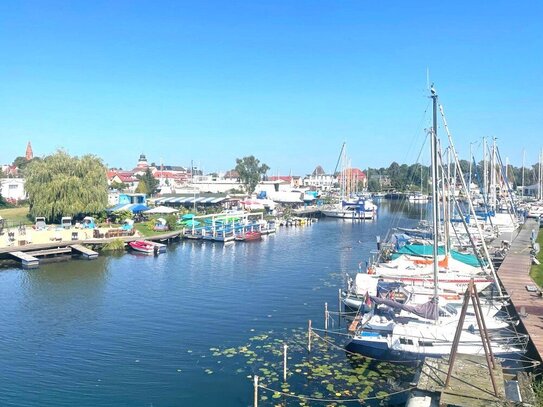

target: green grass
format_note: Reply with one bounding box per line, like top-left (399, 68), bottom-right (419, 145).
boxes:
top-left (0, 206), bottom-right (31, 225)
top-left (529, 228), bottom-right (543, 288)
top-left (134, 223), bottom-right (176, 237)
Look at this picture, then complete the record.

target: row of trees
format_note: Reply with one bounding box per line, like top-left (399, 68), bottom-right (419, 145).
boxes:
top-left (367, 160), bottom-right (543, 192)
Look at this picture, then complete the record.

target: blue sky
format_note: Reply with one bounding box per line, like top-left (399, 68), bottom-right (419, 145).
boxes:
top-left (1, 1), bottom-right (541, 175)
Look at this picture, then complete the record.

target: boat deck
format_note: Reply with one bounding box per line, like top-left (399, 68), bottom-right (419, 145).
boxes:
top-left (497, 218), bottom-right (543, 362)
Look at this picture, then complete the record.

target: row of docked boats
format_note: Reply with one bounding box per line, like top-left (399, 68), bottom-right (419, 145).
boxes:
top-left (183, 215), bottom-right (275, 242)
top-left (339, 86), bottom-right (528, 363)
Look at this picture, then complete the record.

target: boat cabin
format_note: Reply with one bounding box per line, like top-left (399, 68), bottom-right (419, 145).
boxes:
top-left (82, 216), bottom-right (96, 229)
top-left (35, 217), bottom-right (46, 230)
top-left (61, 216), bottom-right (72, 229)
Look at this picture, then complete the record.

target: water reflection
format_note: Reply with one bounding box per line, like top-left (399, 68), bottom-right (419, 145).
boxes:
top-left (0, 202), bottom-right (419, 406)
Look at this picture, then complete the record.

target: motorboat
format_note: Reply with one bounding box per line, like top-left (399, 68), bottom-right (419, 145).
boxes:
top-left (128, 240), bottom-right (163, 254)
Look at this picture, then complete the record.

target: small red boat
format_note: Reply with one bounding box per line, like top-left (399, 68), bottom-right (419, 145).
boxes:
top-left (128, 240), bottom-right (158, 254)
top-left (243, 231), bottom-right (262, 241)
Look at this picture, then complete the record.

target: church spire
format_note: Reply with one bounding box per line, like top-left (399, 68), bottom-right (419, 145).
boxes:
top-left (25, 141), bottom-right (34, 161)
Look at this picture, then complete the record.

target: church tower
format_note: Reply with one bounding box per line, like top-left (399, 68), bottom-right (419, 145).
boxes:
top-left (25, 141), bottom-right (34, 161)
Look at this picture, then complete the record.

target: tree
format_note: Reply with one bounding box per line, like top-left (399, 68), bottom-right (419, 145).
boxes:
top-left (135, 180), bottom-right (149, 194)
top-left (235, 156), bottom-right (270, 194)
top-left (25, 151), bottom-right (108, 222)
top-left (137, 168), bottom-right (159, 195)
top-left (110, 181), bottom-right (128, 191)
top-left (367, 179), bottom-right (380, 192)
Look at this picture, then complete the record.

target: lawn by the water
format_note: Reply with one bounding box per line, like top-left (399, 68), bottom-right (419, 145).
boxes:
top-left (0, 206), bottom-right (31, 225)
top-left (530, 227), bottom-right (543, 287)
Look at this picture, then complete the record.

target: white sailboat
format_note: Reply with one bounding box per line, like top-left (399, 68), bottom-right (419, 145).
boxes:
top-left (321, 143), bottom-right (377, 220)
top-left (347, 86), bottom-right (525, 362)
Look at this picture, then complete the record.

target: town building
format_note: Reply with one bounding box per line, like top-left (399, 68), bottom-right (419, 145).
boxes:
top-left (302, 165), bottom-right (337, 191)
top-left (0, 178), bottom-right (26, 203)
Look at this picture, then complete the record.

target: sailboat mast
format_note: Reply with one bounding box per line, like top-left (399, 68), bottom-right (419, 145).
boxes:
top-left (430, 86), bottom-right (440, 315)
top-left (521, 149), bottom-right (525, 199)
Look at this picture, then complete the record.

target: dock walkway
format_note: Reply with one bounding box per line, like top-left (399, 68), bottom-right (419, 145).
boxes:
top-left (414, 354), bottom-right (506, 407)
top-left (498, 218), bottom-right (543, 362)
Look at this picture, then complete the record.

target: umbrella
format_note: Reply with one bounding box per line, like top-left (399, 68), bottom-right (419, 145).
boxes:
top-left (130, 204), bottom-right (150, 213)
top-left (184, 219), bottom-right (200, 227)
top-left (182, 213), bottom-right (195, 220)
top-left (144, 205), bottom-right (179, 214)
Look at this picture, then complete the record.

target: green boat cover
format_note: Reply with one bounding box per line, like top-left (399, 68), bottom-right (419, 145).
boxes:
top-left (391, 244), bottom-right (485, 267)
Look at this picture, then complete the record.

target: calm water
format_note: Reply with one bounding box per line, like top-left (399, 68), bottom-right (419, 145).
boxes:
top-left (0, 201), bottom-right (425, 406)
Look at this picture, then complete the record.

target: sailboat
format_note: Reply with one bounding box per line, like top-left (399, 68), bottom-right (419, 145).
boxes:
top-left (321, 143), bottom-right (377, 220)
top-left (407, 165), bottom-right (429, 203)
top-left (347, 86), bottom-right (526, 361)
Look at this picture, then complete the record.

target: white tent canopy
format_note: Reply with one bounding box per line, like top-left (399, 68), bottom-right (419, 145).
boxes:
top-left (144, 205), bottom-right (179, 214)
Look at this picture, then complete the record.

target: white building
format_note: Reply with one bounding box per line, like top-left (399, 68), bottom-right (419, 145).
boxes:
top-left (302, 165), bottom-right (337, 192)
top-left (0, 178), bottom-right (26, 202)
top-left (190, 174), bottom-right (243, 193)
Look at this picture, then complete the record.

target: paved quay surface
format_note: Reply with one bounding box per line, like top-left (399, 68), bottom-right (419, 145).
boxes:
top-left (497, 218), bottom-right (543, 362)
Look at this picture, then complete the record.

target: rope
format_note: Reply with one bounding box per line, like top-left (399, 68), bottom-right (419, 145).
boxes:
top-left (257, 383), bottom-right (416, 403)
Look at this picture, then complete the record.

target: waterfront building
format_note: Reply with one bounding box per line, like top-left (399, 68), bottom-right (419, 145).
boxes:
top-left (0, 178), bottom-right (26, 203)
top-left (190, 174), bottom-right (243, 193)
top-left (107, 170), bottom-right (140, 192)
top-left (303, 166), bottom-right (336, 192)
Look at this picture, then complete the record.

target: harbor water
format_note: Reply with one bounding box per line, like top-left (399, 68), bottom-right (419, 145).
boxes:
top-left (0, 201), bottom-right (425, 406)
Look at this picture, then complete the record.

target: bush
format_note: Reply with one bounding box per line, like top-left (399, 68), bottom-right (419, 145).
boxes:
top-left (101, 239), bottom-right (125, 252)
top-left (165, 215), bottom-right (178, 231)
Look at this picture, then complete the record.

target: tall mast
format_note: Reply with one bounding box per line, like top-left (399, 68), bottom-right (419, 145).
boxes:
top-left (430, 85), bottom-right (440, 318)
top-left (483, 137), bottom-right (488, 207)
top-left (540, 149), bottom-right (543, 201)
top-left (521, 149), bottom-right (525, 199)
top-left (439, 105), bottom-right (503, 296)
top-left (540, 148), bottom-right (543, 201)
top-left (490, 137), bottom-right (496, 212)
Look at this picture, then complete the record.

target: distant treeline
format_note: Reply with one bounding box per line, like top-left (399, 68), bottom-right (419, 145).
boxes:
top-left (367, 160), bottom-right (542, 192)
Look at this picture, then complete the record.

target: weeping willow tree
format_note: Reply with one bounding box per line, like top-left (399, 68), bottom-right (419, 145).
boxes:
top-left (25, 151), bottom-right (108, 222)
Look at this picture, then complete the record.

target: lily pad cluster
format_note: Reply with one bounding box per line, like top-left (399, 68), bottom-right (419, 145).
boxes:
top-left (207, 328), bottom-right (414, 406)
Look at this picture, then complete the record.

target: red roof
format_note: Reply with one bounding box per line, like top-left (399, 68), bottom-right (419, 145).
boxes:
top-left (107, 170), bottom-right (137, 183)
top-left (153, 171), bottom-right (187, 180)
top-left (339, 168), bottom-right (366, 179)
top-left (269, 176), bottom-right (293, 182)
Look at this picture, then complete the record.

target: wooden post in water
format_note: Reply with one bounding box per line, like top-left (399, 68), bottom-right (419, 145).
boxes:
top-left (253, 375), bottom-right (259, 407)
top-left (338, 288), bottom-right (342, 327)
top-left (308, 320), bottom-right (312, 352)
top-left (324, 302), bottom-right (328, 331)
top-left (283, 343), bottom-right (288, 381)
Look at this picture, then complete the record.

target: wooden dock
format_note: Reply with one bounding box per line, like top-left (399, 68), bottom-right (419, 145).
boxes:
top-left (414, 354), bottom-right (506, 406)
top-left (293, 207), bottom-right (322, 217)
top-left (497, 218), bottom-right (543, 362)
top-left (9, 251), bottom-right (39, 269)
top-left (70, 244), bottom-right (99, 259)
top-left (27, 247), bottom-right (73, 257)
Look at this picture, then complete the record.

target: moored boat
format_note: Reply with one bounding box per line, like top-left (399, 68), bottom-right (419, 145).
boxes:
top-left (128, 240), bottom-right (161, 254)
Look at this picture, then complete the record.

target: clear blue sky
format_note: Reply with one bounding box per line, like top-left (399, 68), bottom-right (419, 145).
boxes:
top-left (1, 1), bottom-right (541, 175)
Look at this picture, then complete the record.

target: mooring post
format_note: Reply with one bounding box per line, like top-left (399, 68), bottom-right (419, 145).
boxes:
top-left (324, 302), bottom-right (328, 331)
top-left (283, 343), bottom-right (288, 382)
top-left (308, 319), bottom-right (312, 352)
top-left (253, 375), bottom-right (259, 407)
top-left (338, 288), bottom-right (342, 325)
